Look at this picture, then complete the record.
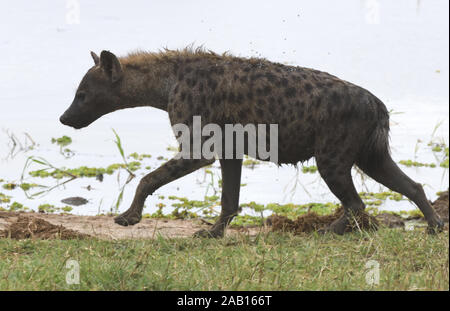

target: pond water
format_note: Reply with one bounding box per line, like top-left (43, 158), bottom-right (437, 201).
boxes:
top-left (0, 0), bottom-right (448, 216)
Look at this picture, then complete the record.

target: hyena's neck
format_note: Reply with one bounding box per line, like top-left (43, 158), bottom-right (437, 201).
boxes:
top-left (118, 56), bottom-right (178, 111)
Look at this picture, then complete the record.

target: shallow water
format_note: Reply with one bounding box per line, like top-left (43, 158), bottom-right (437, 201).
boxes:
top-left (0, 0), bottom-right (448, 216)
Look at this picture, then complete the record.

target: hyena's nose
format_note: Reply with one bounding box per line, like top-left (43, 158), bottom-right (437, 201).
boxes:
top-left (59, 114), bottom-right (69, 125)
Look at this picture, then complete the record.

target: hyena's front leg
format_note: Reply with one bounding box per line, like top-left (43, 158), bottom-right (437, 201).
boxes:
top-left (114, 155), bottom-right (215, 226)
top-left (194, 159), bottom-right (243, 238)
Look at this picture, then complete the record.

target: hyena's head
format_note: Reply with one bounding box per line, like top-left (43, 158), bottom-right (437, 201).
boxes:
top-left (60, 50), bottom-right (123, 129)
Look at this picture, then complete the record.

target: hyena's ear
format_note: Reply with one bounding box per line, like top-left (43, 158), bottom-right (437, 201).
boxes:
top-left (90, 51), bottom-right (100, 66)
top-left (99, 50), bottom-right (123, 83)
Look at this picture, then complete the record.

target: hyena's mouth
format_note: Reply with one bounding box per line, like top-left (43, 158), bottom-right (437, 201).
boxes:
top-left (59, 115), bottom-right (89, 129)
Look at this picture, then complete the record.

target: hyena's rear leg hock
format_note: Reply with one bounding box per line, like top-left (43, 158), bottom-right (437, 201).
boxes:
top-left (194, 159), bottom-right (243, 238)
top-left (316, 155), bottom-right (372, 234)
top-left (357, 154), bottom-right (444, 234)
top-left (114, 155), bottom-right (215, 226)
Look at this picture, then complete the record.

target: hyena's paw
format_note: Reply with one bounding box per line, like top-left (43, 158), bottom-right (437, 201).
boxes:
top-left (193, 228), bottom-right (224, 239)
top-left (114, 210), bottom-right (142, 226)
top-left (426, 217), bottom-right (445, 235)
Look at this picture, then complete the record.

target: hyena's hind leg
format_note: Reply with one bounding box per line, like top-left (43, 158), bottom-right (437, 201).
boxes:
top-left (356, 154), bottom-right (444, 234)
top-left (194, 159), bottom-right (243, 238)
top-left (114, 155), bottom-right (215, 226)
top-left (315, 153), bottom-right (372, 234)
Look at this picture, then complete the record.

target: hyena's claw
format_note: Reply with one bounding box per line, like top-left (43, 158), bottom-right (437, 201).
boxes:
top-left (114, 211), bottom-right (141, 226)
top-left (193, 228), bottom-right (224, 239)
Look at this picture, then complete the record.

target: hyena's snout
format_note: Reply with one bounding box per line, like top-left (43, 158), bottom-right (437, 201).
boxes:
top-left (59, 112), bottom-right (70, 126)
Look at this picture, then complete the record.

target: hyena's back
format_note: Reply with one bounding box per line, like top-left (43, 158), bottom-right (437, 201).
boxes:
top-left (168, 55), bottom-right (389, 165)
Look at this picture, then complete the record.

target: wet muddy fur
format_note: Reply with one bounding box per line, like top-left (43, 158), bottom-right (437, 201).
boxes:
top-left (60, 48), bottom-right (444, 237)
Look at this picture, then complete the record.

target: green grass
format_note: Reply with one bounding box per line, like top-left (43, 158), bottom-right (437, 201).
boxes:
top-left (0, 229), bottom-right (447, 290)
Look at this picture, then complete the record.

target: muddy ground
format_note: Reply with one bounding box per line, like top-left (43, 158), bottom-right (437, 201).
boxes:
top-left (0, 191), bottom-right (447, 240)
top-left (0, 212), bottom-right (266, 240)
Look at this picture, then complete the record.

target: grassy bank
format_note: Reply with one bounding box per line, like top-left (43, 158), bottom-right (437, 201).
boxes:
top-left (0, 228), bottom-right (448, 291)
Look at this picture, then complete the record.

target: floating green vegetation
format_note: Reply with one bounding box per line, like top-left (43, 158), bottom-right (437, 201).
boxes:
top-left (231, 215), bottom-right (264, 227)
top-left (2, 182), bottom-right (42, 191)
top-left (399, 160), bottom-right (436, 168)
top-left (243, 158), bottom-right (260, 168)
top-left (440, 147), bottom-right (449, 168)
top-left (28, 162), bottom-right (141, 179)
top-left (301, 165), bottom-right (318, 174)
top-left (51, 135), bottom-right (72, 147)
top-left (19, 183), bottom-right (40, 191)
top-left (237, 201), bottom-right (340, 221)
top-left (144, 189), bottom-right (412, 224)
top-left (168, 195), bottom-right (220, 219)
top-left (427, 140), bottom-right (448, 168)
top-left (2, 183), bottom-right (16, 190)
top-left (38, 204), bottom-right (73, 214)
top-left (359, 191), bottom-right (404, 207)
top-left (5, 202), bottom-right (30, 212)
top-left (128, 152), bottom-right (152, 161)
top-left (52, 136), bottom-right (74, 157)
top-left (0, 193), bottom-right (11, 204)
top-left (432, 145), bottom-right (443, 152)
top-left (166, 145), bottom-right (179, 152)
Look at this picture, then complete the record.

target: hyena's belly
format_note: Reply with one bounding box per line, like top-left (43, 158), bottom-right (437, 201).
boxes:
top-left (247, 121), bottom-right (315, 165)
top-left (277, 123), bottom-right (315, 164)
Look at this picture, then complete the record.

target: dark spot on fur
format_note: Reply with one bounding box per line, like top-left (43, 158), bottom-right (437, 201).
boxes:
top-left (228, 92), bottom-right (236, 103)
top-left (250, 73), bottom-right (263, 81)
top-left (304, 82), bottom-right (313, 93)
top-left (207, 78), bottom-right (218, 91)
top-left (233, 92), bottom-right (243, 104)
top-left (265, 72), bottom-right (276, 82)
top-left (332, 91), bottom-right (341, 105)
top-left (256, 107), bottom-right (264, 118)
top-left (187, 94), bottom-right (193, 109)
top-left (263, 85), bottom-right (272, 95)
top-left (200, 94), bottom-right (206, 106)
top-left (285, 87), bottom-right (296, 98)
top-left (216, 66), bottom-right (225, 75)
top-left (314, 96), bottom-right (322, 108)
top-left (238, 108), bottom-right (249, 119)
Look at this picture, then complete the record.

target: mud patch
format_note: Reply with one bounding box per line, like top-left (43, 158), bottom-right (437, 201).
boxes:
top-left (267, 207), bottom-right (379, 234)
top-left (432, 191), bottom-right (449, 222)
top-left (375, 213), bottom-right (405, 228)
top-left (0, 211), bottom-right (265, 239)
top-left (0, 215), bottom-right (90, 240)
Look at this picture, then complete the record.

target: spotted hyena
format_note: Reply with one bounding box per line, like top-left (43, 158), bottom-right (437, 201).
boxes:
top-left (60, 48), bottom-right (444, 237)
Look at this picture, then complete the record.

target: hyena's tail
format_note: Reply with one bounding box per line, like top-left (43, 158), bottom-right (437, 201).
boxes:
top-left (357, 97), bottom-right (391, 170)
